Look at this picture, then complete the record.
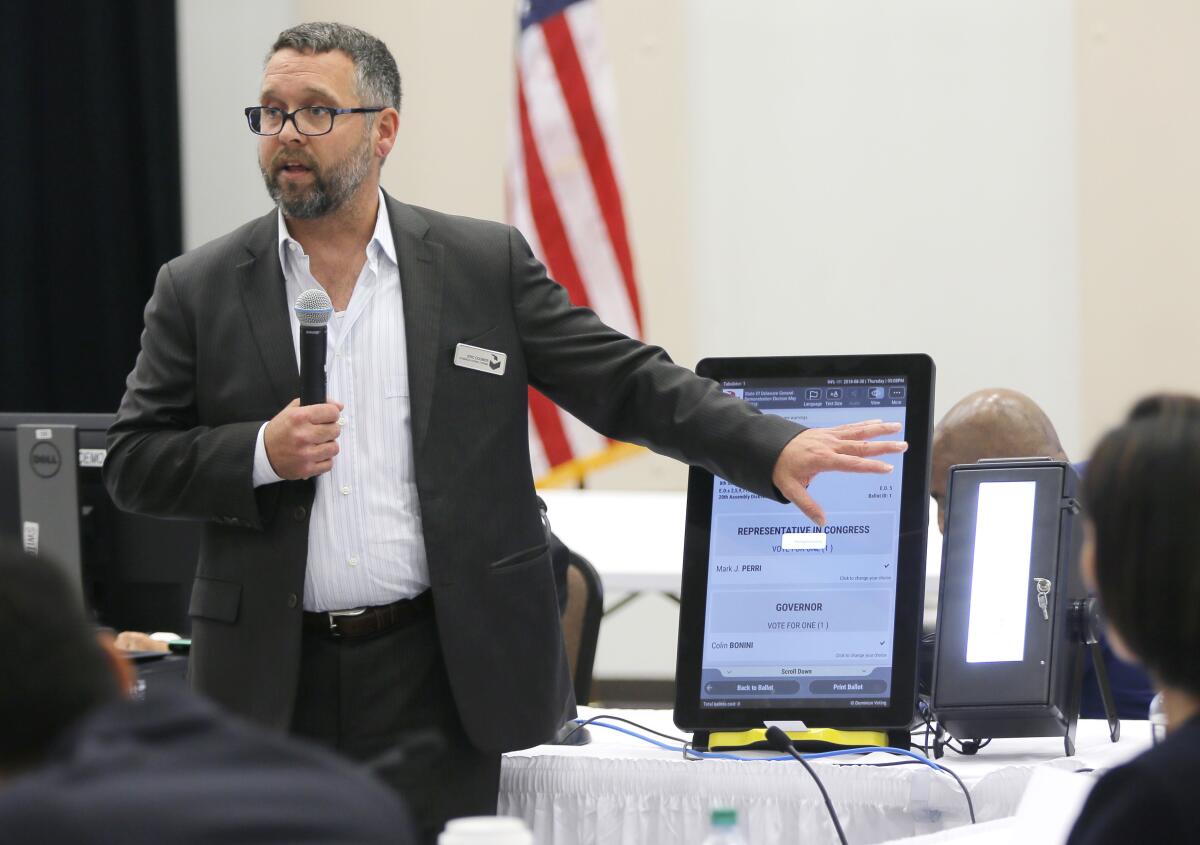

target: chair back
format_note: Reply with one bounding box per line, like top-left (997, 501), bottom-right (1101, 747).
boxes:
top-left (561, 550), bottom-right (604, 705)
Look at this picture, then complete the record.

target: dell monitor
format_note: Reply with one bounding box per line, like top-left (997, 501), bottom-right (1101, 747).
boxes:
top-left (0, 412), bottom-right (200, 634)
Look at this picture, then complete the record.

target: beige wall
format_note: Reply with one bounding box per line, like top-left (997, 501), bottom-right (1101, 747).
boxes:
top-left (178, 0), bottom-right (297, 249)
top-left (1077, 0), bottom-right (1200, 450)
top-left (687, 1), bottom-right (1080, 459)
top-left (181, 1), bottom-right (1200, 464)
top-left (294, 0), bottom-right (693, 490)
top-left (293, 0), bottom-right (513, 222)
top-left (286, 0), bottom-right (1084, 482)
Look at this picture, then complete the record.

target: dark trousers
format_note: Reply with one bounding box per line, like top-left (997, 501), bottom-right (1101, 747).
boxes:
top-left (291, 605), bottom-right (501, 843)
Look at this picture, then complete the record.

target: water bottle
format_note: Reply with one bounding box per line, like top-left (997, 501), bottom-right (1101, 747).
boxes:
top-left (701, 808), bottom-right (749, 845)
top-left (1149, 691), bottom-right (1167, 746)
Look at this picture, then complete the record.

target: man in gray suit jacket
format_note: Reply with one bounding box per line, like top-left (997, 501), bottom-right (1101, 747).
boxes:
top-left (105, 21), bottom-right (905, 839)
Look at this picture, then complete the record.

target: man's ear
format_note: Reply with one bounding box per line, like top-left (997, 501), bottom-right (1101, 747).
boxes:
top-left (375, 107), bottom-right (400, 161)
top-left (95, 631), bottom-right (137, 698)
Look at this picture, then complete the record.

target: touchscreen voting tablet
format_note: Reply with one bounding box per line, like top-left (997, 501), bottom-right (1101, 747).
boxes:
top-left (674, 354), bottom-right (934, 731)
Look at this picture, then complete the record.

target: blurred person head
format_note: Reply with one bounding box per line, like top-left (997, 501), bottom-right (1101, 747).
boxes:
top-left (0, 548), bottom-right (134, 778)
top-left (1081, 403), bottom-right (1200, 727)
top-left (256, 22), bottom-right (401, 219)
top-left (1127, 392), bottom-right (1200, 422)
top-left (930, 388), bottom-right (1067, 533)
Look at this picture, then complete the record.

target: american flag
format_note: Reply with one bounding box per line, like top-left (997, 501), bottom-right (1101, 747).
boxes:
top-left (508, 0), bottom-right (644, 486)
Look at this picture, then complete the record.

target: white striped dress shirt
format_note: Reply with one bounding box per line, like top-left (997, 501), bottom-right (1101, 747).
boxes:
top-left (252, 192), bottom-right (429, 611)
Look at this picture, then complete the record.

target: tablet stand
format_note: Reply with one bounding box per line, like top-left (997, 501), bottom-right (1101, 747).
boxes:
top-left (693, 727), bottom-right (910, 753)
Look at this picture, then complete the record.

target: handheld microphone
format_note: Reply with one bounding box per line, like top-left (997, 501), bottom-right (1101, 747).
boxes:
top-left (294, 289), bottom-right (334, 406)
top-left (765, 726), bottom-right (848, 845)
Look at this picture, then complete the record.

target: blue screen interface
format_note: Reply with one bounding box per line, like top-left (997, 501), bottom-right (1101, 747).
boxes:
top-left (700, 376), bottom-right (908, 710)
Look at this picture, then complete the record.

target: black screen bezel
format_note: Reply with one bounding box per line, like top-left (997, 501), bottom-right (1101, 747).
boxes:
top-left (673, 353), bottom-right (935, 731)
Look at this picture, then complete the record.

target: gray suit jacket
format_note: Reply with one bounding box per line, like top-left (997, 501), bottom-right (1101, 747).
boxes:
top-left (105, 193), bottom-right (803, 752)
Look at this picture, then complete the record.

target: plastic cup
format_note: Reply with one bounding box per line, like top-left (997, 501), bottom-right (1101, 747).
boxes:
top-left (438, 816), bottom-right (534, 845)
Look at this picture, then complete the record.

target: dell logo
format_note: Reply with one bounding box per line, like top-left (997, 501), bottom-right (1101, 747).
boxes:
top-left (29, 442), bottom-right (62, 479)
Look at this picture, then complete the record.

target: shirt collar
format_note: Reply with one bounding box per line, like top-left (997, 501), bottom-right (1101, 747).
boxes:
top-left (276, 188), bottom-right (397, 268)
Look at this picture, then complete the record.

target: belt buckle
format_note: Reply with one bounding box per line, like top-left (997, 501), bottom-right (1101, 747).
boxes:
top-left (327, 607), bottom-right (367, 638)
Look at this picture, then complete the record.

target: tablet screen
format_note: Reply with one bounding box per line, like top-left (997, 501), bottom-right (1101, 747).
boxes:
top-left (701, 375), bottom-right (908, 712)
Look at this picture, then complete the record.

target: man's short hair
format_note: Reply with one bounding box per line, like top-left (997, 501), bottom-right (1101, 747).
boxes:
top-left (1082, 407), bottom-right (1200, 695)
top-left (0, 547), bottom-right (119, 773)
top-left (1127, 392), bottom-right (1200, 422)
top-left (270, 22), bottom-right (402, 113)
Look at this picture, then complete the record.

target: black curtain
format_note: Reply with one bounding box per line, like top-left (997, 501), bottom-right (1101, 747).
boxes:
top-left (0, 1), bottom-right (181, 413)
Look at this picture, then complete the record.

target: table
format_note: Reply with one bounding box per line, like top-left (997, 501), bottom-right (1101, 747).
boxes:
top-left (499, 707), bottom-right (1150, 845)
top-left (881, 818), bottom-right (1016, 844)
top-left (538, 490), bottom-right (687, 614)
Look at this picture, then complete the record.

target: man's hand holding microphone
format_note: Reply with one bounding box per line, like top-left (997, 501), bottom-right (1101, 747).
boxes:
top-left (264, 398), bottom-right (343, 480)
top-left (265, 288), bottom-right (341, 480)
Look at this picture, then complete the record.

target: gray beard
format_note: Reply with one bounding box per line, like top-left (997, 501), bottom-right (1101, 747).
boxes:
top-left (261, 138), bottom-right (373, 220)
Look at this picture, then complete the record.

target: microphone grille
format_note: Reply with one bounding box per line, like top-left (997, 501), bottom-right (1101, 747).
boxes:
top-left (294, 288), bottom-right (334, 326)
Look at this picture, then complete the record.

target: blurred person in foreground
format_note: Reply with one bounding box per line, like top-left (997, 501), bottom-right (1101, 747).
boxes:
top-left (1066, 401), bottom-right (1200, 844)
top-left (0, 547), bottom-right (415, 845)
top-left (929, 388), bottom-right (1153, 718)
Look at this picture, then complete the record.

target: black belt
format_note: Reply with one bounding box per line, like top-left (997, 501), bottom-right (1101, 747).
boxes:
top-left (302, 591), bottom-right (433, 640)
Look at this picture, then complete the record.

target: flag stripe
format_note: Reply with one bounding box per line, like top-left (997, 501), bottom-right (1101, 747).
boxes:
top-left (520, 28), bottom-right (637, 339)
top-left (565, 2), bottom-right (625, 186)
top-left (506, 92), bottom-right (544, 261)
top-left (509, 0), bottom-right (644, 483)
top-left (541, 13), bottom-right (642, 333)
top-left (517, 76), bottom-right (592, 311)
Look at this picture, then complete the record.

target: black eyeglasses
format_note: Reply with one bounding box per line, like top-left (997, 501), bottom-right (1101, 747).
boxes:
top-left (244, 106), bottom-right (385, 137)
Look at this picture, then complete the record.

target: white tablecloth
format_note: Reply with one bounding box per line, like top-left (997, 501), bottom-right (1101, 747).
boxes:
top-left (880, 818), bottom-right (1016, 844)
top-left (499, 708), bottom-right (1150, 845)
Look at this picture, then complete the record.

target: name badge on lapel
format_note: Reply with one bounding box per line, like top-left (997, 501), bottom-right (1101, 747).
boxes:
top-left (454, 343), bottom-right (507, 376)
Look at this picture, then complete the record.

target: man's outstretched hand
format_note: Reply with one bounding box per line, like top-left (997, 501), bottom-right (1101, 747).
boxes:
top-left (772, 420), bottom-right (907, 526)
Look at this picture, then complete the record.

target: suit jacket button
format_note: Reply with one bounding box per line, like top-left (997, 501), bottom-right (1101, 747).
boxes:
top-left (293, 506), bottom-right (307, 521)
top-left (287, 593), bottom-right (298, 608)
